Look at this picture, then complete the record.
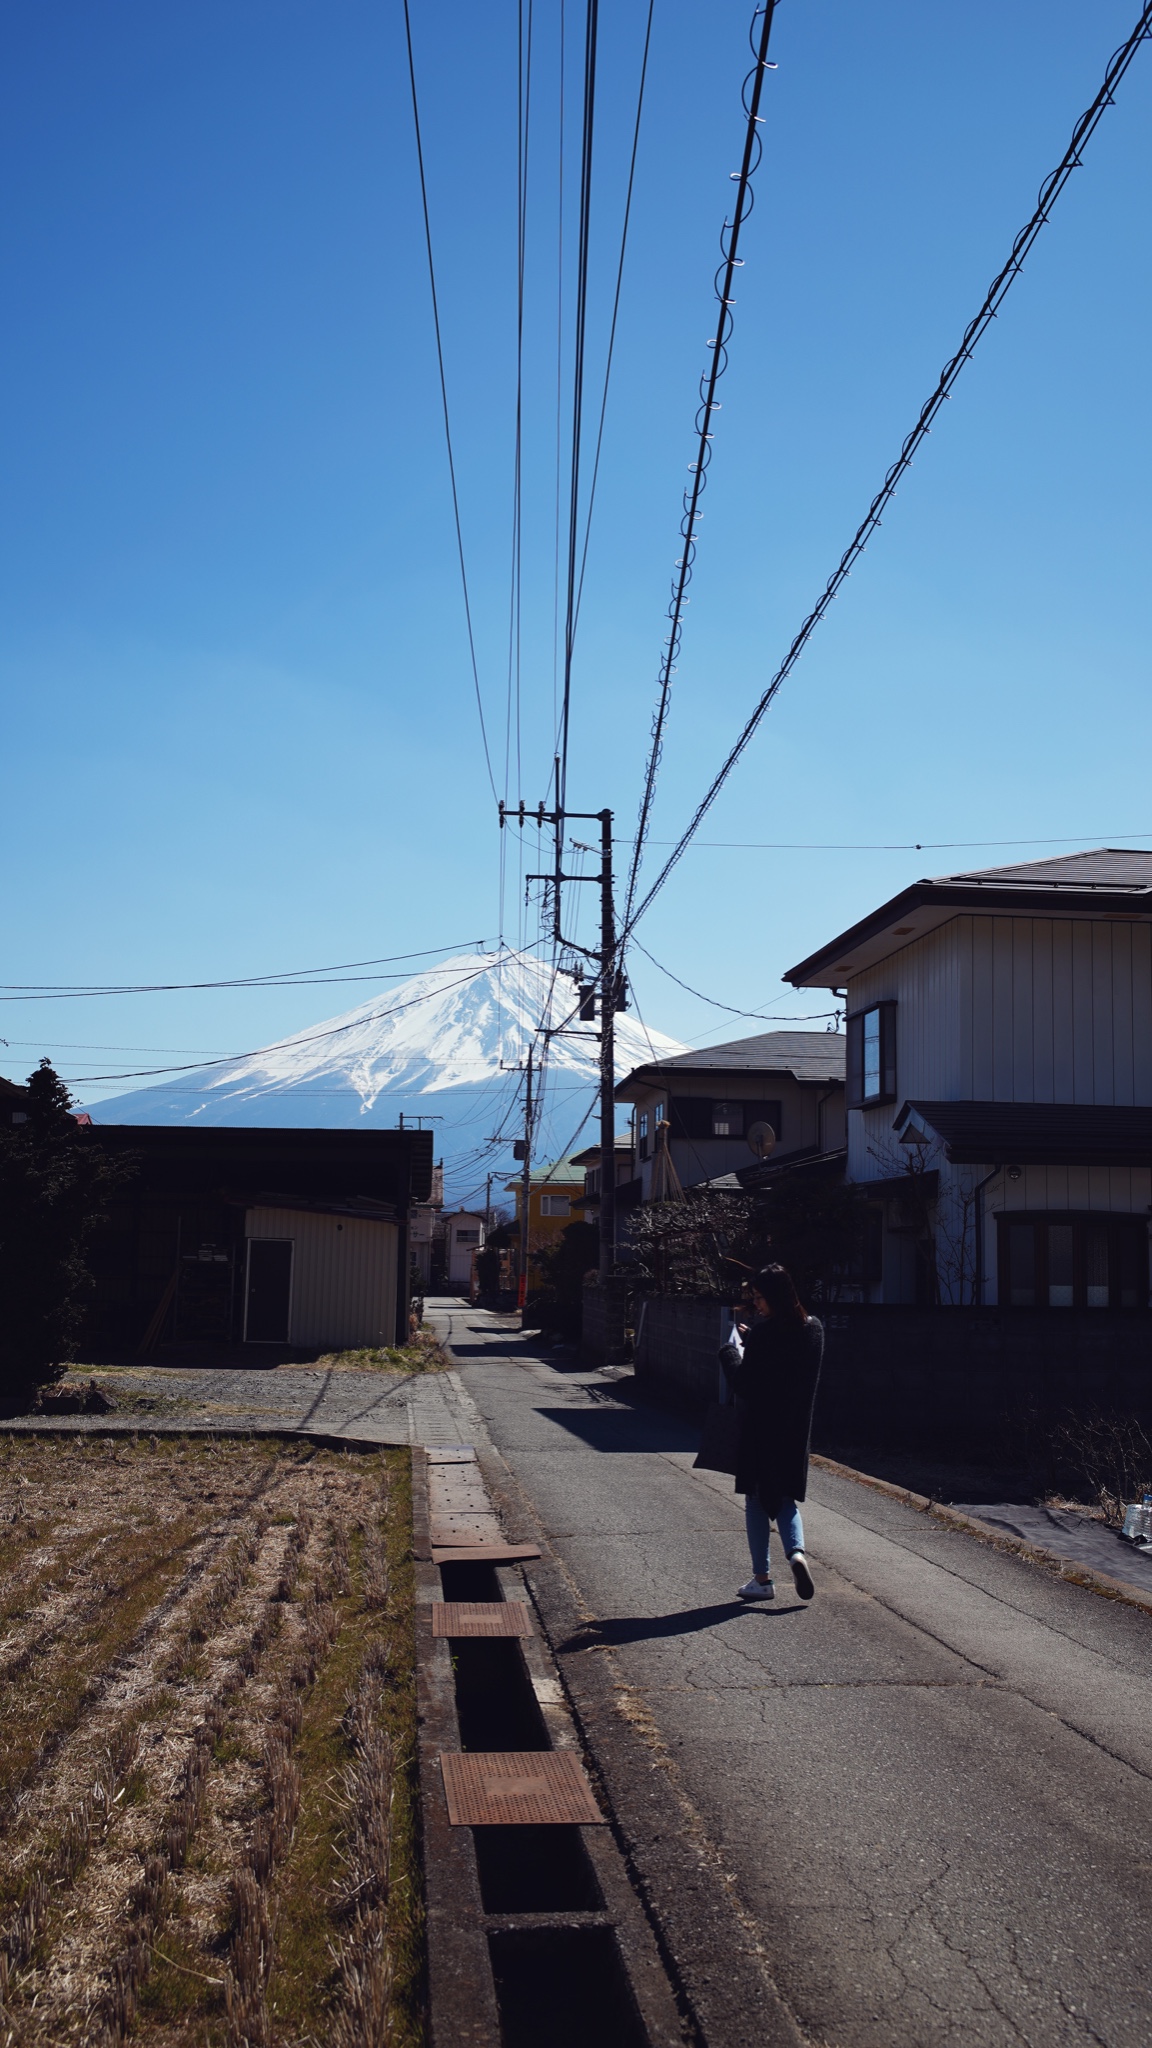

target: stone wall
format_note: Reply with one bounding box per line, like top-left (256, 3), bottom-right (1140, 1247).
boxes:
top-left (616, 1293), bottom-right (1152, 1466)
top-left (580, 1277), bottom-right (630, 1363)
top-left (633, 1295), bottom-right (734, 1404)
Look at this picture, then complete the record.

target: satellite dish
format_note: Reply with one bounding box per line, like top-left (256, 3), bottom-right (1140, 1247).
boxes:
top-left (747, 1121), bottom-right (777, 1161)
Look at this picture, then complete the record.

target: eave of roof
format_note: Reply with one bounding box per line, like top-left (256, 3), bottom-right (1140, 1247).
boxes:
top-left (615, 1031), bottom-right (845, 1100)
top-left (786, 863), bottom-right (1152, 989)
top-left (893, 1099), bottom-right (1152, 1168)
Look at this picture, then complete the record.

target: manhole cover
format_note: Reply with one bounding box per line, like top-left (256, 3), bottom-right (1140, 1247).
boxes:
top-left (431, 1601), bottom-right (534, 1638)
top-left (440, 1750), bottom-right (604, 1826)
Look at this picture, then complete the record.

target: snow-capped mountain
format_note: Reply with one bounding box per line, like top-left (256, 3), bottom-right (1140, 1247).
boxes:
top-left (87, 951), bottom-right (687, 1207)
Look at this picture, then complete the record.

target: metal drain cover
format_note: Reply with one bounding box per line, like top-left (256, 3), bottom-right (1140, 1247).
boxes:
top-left (431, 1602), bottom-right (534, 1638)
top-left (431, 1543), bottom-right (542, 1564)
top-left (440, 1750), bottom-right (604, 1826)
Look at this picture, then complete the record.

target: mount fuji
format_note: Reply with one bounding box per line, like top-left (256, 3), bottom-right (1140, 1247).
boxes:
top-left (86, 952), bottom-right (688, 1208)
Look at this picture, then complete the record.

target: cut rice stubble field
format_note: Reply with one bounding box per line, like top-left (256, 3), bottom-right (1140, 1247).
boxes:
top-left (0, 1435), bottom-right (422, 2047)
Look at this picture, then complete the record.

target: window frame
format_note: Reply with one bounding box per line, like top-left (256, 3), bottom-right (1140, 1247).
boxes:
top-left (996, 1211), bottom-right (1149, 1311)
top-left (539, 1194), bottom-right (571, 1220)
top-left (846, 1001), bottom-right (897, 1108)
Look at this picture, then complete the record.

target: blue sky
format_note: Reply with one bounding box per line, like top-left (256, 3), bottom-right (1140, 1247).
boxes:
top-left (2, 0), bottom-right (1150, 1105)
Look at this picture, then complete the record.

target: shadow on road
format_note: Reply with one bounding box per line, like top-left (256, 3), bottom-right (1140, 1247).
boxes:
top-left (558, 1601), bottom-right (808, 1649)
top-left (535, 1406), bottom-right (701, 1455)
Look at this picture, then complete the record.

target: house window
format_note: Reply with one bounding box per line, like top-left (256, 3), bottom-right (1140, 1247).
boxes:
top-left (455, 1229), bottom-right (480, 1245)
top-left (998, 1214), bottom-right (1148, 1309)
top-left (847, 1002), bottom-right (897, 1107)
top-left (540, 1194), bottom-right (570, 1218)
top-left (668, 1097), bottom-right (783, 1143)
top-left (638, 1110), bottom-right (650, 1160)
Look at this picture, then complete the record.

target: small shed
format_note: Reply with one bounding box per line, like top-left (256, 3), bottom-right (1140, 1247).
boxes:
top-left (244, 1200), bottom-right (398, 1348)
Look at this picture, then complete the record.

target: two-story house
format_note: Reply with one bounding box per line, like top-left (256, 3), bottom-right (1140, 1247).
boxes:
top-left (615, 1030), bottom-right (846, 1198)
top-left (786, 848), bottom-right (1152, 1310)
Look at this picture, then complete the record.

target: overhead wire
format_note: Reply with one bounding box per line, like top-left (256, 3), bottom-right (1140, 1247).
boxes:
top-left (557, 0), bottom-right (600, 814)
top-left (622, 0), bottom-right (780, 932)
top-left (625, 0), bottom-right (1152, 938)
top-left (571, 0), bottom-right (655, 634)
top-left (61, 949), bottom-right (535, 1084)
top-left (401, 0), bottom-right (499, 804)
top-left (0, 940), bottom-right (497, 1001)
top-left (629, 938), bottom-right (840, 1023)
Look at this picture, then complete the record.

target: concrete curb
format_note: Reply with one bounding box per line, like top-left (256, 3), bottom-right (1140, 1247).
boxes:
top-left (810, 1452), bottom-right (1152, 1619)
top-left (0, 1420), bottom-right (406, 1453)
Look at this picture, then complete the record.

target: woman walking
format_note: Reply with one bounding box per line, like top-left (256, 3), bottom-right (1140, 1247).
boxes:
top-left (730, 1264), bottom-right (823, 1603)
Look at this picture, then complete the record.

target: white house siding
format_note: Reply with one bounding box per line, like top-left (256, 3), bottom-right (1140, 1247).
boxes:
top-left (845, 915), bottom-right (1152, 1304)
top-left (847, 915), bottom-right (1152, 1184)
top-left (245, 1207), bottom-right (398, 1349)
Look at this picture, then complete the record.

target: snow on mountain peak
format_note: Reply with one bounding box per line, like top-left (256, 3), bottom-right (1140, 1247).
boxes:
top-left (88, 952), bottom-right (688, 1200)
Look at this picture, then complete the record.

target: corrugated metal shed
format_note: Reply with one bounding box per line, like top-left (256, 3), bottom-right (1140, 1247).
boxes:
top-left (245, 1204), bottom-right (397, 1348)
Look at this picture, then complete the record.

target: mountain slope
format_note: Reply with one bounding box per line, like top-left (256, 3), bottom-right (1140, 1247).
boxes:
top-left (87, 952), bottom-right (688, 1205)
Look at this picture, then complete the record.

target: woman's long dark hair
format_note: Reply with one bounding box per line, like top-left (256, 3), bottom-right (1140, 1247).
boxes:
top-left (754, 1263), bottom-right (806, 1324)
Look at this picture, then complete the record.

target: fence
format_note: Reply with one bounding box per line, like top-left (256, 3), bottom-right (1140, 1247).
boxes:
top-left (605, 1292), bottom-right (1152, 1465)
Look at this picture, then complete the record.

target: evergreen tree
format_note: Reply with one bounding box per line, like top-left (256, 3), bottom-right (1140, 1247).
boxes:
top-left (0, 1061), bottom-right (132, 1402)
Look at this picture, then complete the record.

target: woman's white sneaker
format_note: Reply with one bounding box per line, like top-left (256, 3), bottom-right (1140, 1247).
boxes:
top-left (789, 1552), bottom-right (815, 1600)
top-left (737, 1577), bottom-right (775, 1602)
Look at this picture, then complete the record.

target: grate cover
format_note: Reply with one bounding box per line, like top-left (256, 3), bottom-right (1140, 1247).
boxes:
top-left (431, 1601), bottom-right (534, 1638)
top-left (432, 1543), bottom-right (542, 1565)
top-left (440, 1750), bottom-right (604, 1826)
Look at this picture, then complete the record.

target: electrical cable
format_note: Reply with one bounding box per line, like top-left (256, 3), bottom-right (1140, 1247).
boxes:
top-left (623, 0), bottom-right (779, 931)
top-left (401, 0), bottom-right (499, 803)
top-left (0, 940), bottom-right (498, 1001)
top-left (625, 0), bottom-right (1152, 937)
top-left (571, 0), bottom-right (655, 633)
top-left (61, 949), bottom-right (534, 1084)
top-left (557, 0), bottom-right (600, 814)
top-left (629, 937), bottom-right (840, 1022)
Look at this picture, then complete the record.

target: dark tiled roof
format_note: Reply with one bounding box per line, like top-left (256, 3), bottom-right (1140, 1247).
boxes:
top-left (617, 1030), bottom-right (845, 1094)
top-left (936, 849), bottom-right (1152, 889)
top-left (895, 1100), bottom-right (1152, 1167)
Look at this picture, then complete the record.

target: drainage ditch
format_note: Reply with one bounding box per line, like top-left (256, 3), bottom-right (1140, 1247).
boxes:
top-left (418, 1450), bottom-right (685, 2047)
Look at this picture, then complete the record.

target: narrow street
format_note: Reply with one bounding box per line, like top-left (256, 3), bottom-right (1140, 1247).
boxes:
top-left (429, 1299), bottom-right (1152, 2048)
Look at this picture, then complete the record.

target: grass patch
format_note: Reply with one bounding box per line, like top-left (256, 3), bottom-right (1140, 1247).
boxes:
top-left (316, 1332), bottom-right (450, 1374)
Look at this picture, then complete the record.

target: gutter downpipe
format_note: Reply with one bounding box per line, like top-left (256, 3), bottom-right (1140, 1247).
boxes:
top-left (972, 1165), bottom-right (1002, 1306)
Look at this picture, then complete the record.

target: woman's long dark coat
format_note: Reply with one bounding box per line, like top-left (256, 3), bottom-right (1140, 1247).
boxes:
top-left (733, 1313), bottom-right (824, 1505)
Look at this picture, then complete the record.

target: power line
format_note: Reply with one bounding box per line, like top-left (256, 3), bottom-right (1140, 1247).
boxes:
top-left (557, 0), bottom-right (599, 814)
top-left (639, 833), bottom-right (1152, 853)
top-left (401, 0), bottom-right (498, 803)
top-left (623, 0), bottom-right (779, 930)
top-left (629, 937), bottom-right (840, 1023)
top-left (60, 950), bottom-right (532, 1084)
top-left (0, 940), bottom-right (498, 1002)
top-left (571, 0), bottom-right (655, 633)
top-left (626, 1), bottom-right (1152, 937)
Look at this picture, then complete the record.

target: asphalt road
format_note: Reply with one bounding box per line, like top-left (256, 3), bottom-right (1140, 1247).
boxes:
top-left (429, 1300), bottom-right (1152, 2048)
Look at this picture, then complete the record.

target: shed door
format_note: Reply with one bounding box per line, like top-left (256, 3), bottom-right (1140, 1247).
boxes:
top-left (245, 1239), bottom-right (293, 1342)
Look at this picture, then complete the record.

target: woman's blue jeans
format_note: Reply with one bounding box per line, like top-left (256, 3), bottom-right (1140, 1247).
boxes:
top-left (745, 1492), bottom-right (804, 1578)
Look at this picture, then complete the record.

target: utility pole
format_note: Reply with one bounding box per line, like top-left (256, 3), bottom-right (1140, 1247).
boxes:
top-left (501, 795), bottom-right (620, 1300)
top-left (597, 807), bottom-right (616, 1287)
top-left (518, 1047), bottom-right (533, 1310)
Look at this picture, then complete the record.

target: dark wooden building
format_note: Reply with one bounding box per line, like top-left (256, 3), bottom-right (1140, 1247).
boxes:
top-left (84, 1123), bottom-right (434, 1354)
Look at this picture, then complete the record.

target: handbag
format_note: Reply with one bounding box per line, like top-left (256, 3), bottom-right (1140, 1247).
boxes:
top-left (693, 1400), bottom-right (740, 1476)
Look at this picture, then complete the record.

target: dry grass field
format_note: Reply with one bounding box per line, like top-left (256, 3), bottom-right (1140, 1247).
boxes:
top-left (0, 1435), bottom-right (421, 2047)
